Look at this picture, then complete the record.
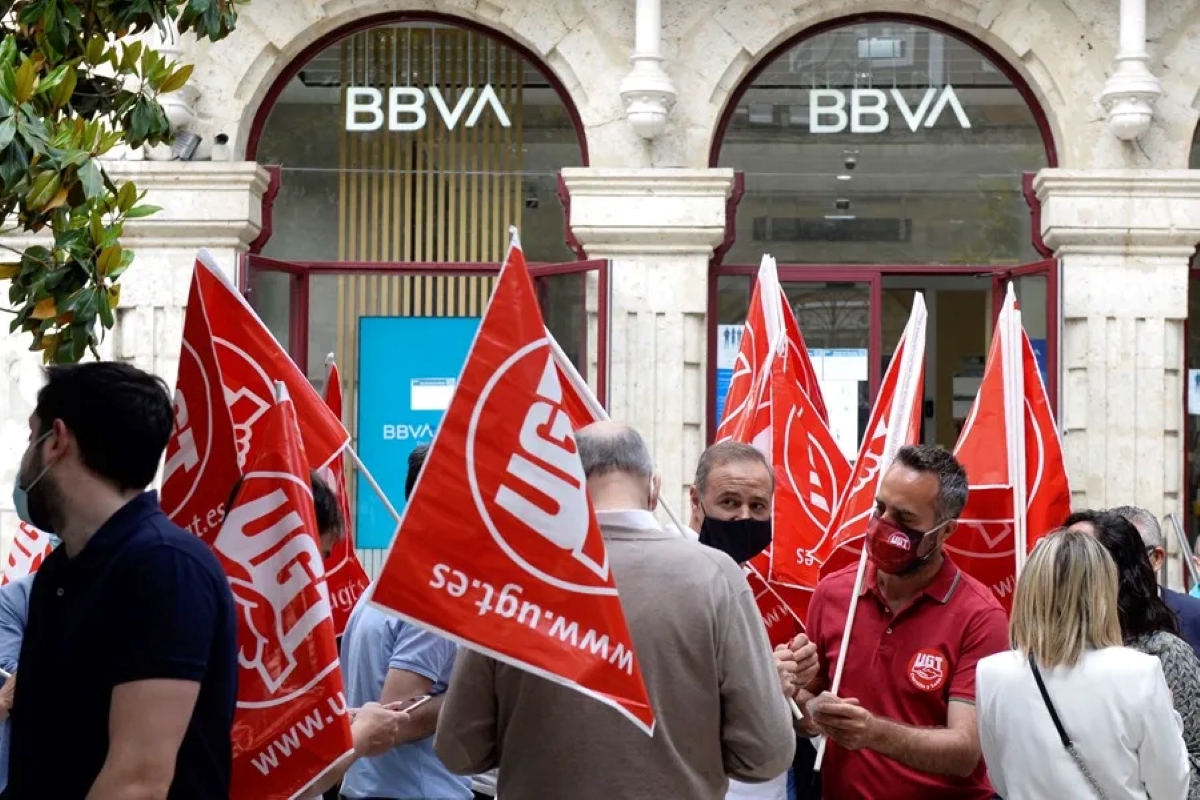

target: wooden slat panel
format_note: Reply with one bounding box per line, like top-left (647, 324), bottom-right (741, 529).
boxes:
top-left (333, 25), bottom-right (528, 562)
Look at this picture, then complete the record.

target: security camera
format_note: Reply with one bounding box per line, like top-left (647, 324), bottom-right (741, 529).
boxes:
top-left (211, 133), bottom-right (232, 162)
top-left (844, 156), bottom-right (857, 170)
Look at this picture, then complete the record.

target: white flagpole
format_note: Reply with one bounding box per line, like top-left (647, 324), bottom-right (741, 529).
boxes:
top-left (346, 446), bottom-right (403, 525)
top-left (544, 329), bottom-right (690, 536)
top-left (814, 292), bottom-right (927, 772)
top-left (1008, 287), bottom-right (1029, 577)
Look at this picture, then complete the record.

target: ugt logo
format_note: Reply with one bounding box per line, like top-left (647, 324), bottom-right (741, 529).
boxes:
top-left (907, 648), bottom-right (948, 692)
top-left (467, 340), bottom-right (612, 594)
top-left (215, 474), bottom-right (333, 701)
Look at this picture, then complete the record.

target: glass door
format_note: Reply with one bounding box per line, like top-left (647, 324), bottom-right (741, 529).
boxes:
top-left (712, 266), bottom-right (880, 461)
top-left (528, 260), bottom-right (611, 408)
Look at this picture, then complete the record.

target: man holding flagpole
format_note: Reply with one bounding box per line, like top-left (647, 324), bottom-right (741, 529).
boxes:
top-left (799, 445), bottom-right (1007, 800)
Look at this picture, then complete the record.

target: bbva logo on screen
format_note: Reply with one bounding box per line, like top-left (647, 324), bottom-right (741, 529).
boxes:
top-left (345, 85), bottom-right (511, 132)
top-left (383, 424), bottom-right (436, 441)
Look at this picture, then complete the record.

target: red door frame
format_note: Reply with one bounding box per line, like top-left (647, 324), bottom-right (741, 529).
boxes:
top-left (243, 254), bottom-right (612, 406)
top-left (709, 262), bottom-right (1059, 440)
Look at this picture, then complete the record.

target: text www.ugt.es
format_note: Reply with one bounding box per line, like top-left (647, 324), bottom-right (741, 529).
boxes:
top-left (250, 693), bottom-right (349, 776)
top-left (430, 564), bottom-right (635, 676)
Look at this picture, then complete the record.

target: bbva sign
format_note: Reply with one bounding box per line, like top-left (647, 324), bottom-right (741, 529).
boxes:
top-left (809, 85), bottom-right (971, 134)
top-left (346, 85), bottom-right (512, 132)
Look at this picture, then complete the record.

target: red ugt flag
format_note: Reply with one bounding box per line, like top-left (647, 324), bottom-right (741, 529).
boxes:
top-left (369, 236), bottom-right (655, 734)
top-left (318, 360), bottom-right (370, 634)
top-left (2, 523), bottom-right (54, 585)
top-left (214, 388), bottom-right (353, 800)
top-left (819, 294), bottom-right (927, 576)
top-left (193, 250), bottom-right (349, 472)
top-left (952, 284), bottom-right (1070, 610)
top-left (162, 265), bottom-right (242, 544)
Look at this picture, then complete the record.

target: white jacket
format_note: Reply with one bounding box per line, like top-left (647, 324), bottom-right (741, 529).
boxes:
top-left (977, 647), bottom-right (1189, 800)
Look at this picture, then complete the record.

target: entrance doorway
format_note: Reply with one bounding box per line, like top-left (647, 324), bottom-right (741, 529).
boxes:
top-left (713, 261), bottom-right (1057, 455)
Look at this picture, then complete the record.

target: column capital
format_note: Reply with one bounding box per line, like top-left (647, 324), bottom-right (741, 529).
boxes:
top-left (1035, 169), bottom-right (1200, 257)
top-left (561, 168), bottom-right (735, 257)
top-left (108, 161), bottom-right (272, 250)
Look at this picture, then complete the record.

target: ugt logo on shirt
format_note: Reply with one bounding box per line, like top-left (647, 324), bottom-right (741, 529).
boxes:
top-left (907, 648), bottom-right (947, 692)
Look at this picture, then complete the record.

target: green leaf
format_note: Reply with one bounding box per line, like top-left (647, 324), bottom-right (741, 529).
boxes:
top-left (84, 37), bottom-right (105, 67)
top-left (0, 117), bottom-right (15, 151)
top-left (53, 67), bottom-right (78, 110)
top-left (159, 64), bottom-right (194, 95)
top-left (120, 41), bottom-right (143, 73)
top-left (124, 204), bottom-right (160, 219)
top-left (35, 65), bottom-right (70, 98)
top-left (13, 58), bottom-right (37, 105)
top-left (0, 35), bottom-right (15, 70)
top-left (78, 158), bottom-right (103, 200)
top-left (117, 180), bottom-right (136, 211)
top-left (27, 171), bottom-right (61, 210)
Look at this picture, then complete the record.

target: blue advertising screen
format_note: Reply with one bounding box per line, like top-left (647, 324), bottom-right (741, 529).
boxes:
top-left (355, 316), bottom-right (480, 549)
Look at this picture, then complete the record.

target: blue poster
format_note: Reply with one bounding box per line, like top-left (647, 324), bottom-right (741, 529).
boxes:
top-left (715, 324), bottom-right (743, 423)
top-left (356, 316), bottom-right (479, 549)
top-left (1028, 338), bottom-right (1049, 390)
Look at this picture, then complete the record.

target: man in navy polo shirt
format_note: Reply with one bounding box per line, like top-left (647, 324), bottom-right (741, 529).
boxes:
top-left (7, 362), bottom-right (238, 799)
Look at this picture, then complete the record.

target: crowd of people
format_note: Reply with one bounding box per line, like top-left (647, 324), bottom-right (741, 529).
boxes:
top-left (1, 360), bottom-right (1199, 800)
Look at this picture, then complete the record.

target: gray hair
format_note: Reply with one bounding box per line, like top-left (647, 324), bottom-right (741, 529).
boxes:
top-left (893, 444), bottom-right (969, 521)
top-left (576, 425), bottom-right (654, 479)
top-left (1111, 505), bottom-right (1164, 550)
top-left (693, 441), bottom-right (774, 493)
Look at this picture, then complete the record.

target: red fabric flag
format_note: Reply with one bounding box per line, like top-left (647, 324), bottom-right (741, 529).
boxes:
top-left (193, 251), bottom-right (349, 472)
top-left (2, 522), bottom-right (53, 585)
top-left (818, 296), bottom-right (927, 577)
top-left (744, 556), bottom-right (805, 647)
top-left (318, 361), bottom-right (370, 635)
top-left (369, 239), bottom-right (655, 734)
top-left (163, 266), bottom-right (242, 544)
top-left (767, 347), bottom-right (852, 612)
top-left (717, 256), bottom-right (828, 443)
top-left (213, 389), bottom-right (353, 799)
top-left (951, 289), bottom-right (1071, 610)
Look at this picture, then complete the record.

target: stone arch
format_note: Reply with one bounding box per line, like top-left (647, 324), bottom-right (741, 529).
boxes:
top-left (186, 0), bottom-right (622, 160)
top-left (677, 0), bottom-right (1110, 169)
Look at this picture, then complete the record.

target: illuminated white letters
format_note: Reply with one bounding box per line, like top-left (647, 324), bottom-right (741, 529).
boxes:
top-left (809, 86), bottom-right (971, 134)
top-left (345, 85), bottom-right (512, 132)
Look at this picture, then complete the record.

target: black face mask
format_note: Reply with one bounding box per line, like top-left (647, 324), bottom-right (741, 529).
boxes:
top-left (698, 516), bottom-right (772, 565)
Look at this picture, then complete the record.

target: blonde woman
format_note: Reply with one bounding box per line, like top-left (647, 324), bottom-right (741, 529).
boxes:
top-left (975, 529), bottom-right (1189, 800)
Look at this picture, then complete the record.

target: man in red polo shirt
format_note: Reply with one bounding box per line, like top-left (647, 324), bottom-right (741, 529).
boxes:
top-left (799, 444), bottom-right (1008, 799)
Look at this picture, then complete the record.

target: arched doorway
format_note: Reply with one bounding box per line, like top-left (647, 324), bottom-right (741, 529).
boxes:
top-left (709, 15), bottom-right (1057, 456)
top-left (243, 15), bottom-right (602, 566)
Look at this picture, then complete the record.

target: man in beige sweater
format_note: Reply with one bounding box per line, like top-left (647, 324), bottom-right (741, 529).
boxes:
top-left (434, 421), bottom-right (795, 799)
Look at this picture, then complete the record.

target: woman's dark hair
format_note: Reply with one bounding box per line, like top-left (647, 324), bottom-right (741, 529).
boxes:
top-left (1066, 509), bottom-right (1178, 641)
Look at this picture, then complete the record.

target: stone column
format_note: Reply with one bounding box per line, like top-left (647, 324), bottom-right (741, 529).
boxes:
top-left (1036, 170), bottom-right (1200, 583)
top-left (0, 162), bottom-right (270, 554)
top-left (561, 168), bottom-right (735, 520)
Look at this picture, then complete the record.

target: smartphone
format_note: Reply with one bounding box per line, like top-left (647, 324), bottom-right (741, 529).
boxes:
top-left (398, 694), bottom-right (433, 713)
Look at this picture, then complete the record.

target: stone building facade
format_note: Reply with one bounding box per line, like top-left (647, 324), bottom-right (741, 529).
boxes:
top-left (3, 0), bottom-right (1200, 580)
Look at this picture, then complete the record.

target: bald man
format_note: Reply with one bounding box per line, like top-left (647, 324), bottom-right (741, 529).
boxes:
top-left (435, 422), bottom-right (795, 800)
